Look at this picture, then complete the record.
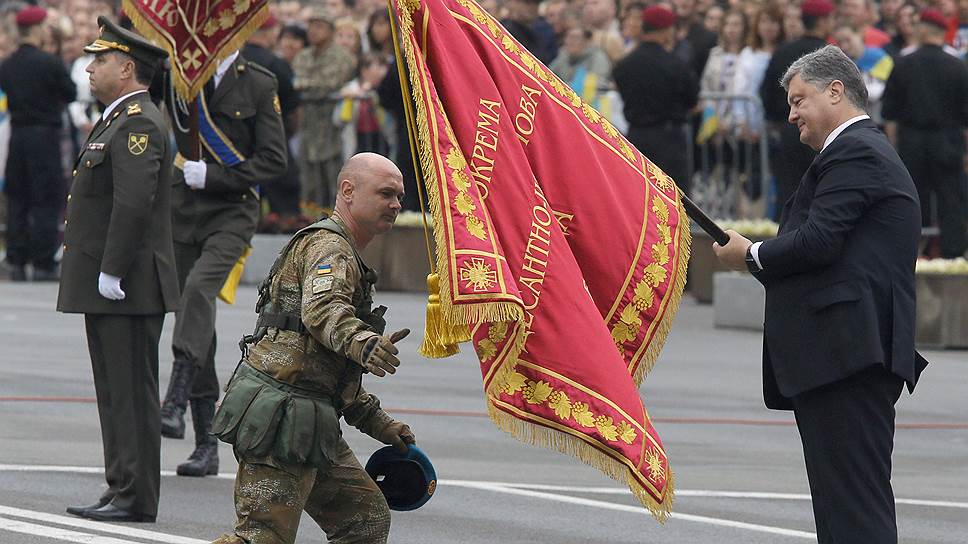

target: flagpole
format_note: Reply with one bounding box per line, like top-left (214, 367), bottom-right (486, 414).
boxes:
top-left (680, 193), bottom-right (729, 245)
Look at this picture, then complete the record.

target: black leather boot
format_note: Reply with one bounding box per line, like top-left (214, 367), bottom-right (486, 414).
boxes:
top-left (176, 398), bottom-right (219, 477)
top-left (160, 359), bottom-right (195, 439)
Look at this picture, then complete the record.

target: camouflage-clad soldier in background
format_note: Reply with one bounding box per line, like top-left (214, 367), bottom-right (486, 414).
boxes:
top-left (292, 7), bottom-right (356, 209)
top-left (211, 153), bottom-right (415, 544)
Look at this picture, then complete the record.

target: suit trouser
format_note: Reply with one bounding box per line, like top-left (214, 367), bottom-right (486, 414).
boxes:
top-left (791, 365), bottom-right (904, 544)
top-left (896, 127), bottom-right (968, 258)
top-left (4, 125), bottom-right (64, 270)
top-left (172, 231), bottom-right (249, 400)
top-left (84, 313), bottom-right (164, 517)
top-left (213, 438), bottom-right (390, 544)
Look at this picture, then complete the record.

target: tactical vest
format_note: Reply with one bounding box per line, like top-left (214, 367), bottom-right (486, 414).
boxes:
top-left (213, 217), bottom-right (384, 467)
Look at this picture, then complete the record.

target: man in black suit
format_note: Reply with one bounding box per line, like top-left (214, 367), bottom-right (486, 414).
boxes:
top-left (714, 45), bottom-right (927, 543)
top-left (57, 17), bottom-right (177, 523)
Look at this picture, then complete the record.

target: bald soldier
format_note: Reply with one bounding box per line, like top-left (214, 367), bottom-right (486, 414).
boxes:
top-left (211, 153), bottom-right (416, 544)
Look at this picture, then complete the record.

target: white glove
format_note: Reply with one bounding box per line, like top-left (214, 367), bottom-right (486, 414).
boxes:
top-left (98, 272), bottom-right (126, 300)
top-left (183, 160), bottom-right (207, 190)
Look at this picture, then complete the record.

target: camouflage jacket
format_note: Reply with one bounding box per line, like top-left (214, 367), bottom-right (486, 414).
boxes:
top-left (245, 215), bottom-right (376, 408)
top-left (292, 43), bottom-right (355, 162)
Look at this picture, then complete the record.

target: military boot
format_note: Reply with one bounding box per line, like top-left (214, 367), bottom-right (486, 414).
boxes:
top-left (176, 398), bottom-right (219, 477)
top-left (160, 359), bottom-right (195, 439)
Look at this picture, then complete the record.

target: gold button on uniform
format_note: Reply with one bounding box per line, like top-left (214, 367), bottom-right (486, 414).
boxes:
top-left (67, 194), bottom-right (71, 202)
top-left (85, 160), bottom-right (92, 167)
top-left (72, 169), bottom-right (77, 177)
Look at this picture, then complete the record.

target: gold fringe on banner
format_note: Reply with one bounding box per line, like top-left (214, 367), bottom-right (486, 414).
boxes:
top-left (122, 0), bottom-right (269, 101)
top-left (631, 197), bottom-right (692, 385)
top-left (417, 274), bottom-right (471, 357)
top-left (486, 401), bottom-right (675, 522)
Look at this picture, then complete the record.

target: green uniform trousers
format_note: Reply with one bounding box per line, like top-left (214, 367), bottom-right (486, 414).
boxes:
top-left (85, 313), bottom-right (164, 518)
top-left (213, 437), bottom-right (390, 544)
top-left (299, 157), bottom-right (341, 209)
top-left (172, 231), bottom-right (249, 400)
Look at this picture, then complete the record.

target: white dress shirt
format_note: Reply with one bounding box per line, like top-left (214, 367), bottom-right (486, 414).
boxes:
top-left (749, 114), bottom-right (871, 270)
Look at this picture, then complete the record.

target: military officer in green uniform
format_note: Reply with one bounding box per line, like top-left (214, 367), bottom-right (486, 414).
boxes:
top-left (160, 46), bottom-right (288, 477)
top-left (210, 153), bottom-right (415, 544)
top-left (57, 16), bottom-right (177, 523)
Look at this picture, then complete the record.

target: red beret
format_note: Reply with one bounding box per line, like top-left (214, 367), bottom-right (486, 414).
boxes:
top-left (919, 8), bottom-right (948, 29)
top-left (801, 0), bottom-right (835, 18)
top-left (260, 12), bottom-right (278, 30)
top-left (15, 6), bottom-right (47, 27)
top-left (642, 5), bottom-right (676, 30)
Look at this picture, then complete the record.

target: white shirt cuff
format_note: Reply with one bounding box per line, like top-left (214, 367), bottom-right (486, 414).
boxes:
top-left (750, 241), bottom-right (763, 270)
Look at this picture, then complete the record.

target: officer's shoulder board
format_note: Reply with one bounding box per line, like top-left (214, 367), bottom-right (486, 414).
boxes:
top-left (245, 61), bottom-right (278, 83)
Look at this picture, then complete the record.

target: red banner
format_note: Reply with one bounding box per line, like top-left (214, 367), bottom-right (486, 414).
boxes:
top-left (391, 0), bottom-right (690, 520)
top-left (122, 0), bottom-right (269, 99)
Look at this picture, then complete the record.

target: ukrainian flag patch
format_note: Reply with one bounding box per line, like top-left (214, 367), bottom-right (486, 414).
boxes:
top-left (317, 263), bottom-right (333, 275)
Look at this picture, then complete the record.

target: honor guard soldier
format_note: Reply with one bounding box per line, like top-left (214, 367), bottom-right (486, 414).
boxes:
top-left (613, 5), bottom-right (699, 195)
top-left (0, 6), bottom-right (76, 281)
top-left (210, 153), bottom-right (416, 544)
top-left (57, 16), bottom-right (176, 522)
top-left (160, 44), bottom-right (288, 478)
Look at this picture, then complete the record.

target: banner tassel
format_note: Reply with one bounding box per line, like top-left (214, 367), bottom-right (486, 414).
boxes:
top-left (418, 273), bottom-right (470, 358)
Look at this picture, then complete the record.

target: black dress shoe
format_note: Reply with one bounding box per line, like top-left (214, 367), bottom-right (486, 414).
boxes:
top-left (79, 503), bottom-right (156, 523)
top-left (66, 497), bottom-right (110, 516)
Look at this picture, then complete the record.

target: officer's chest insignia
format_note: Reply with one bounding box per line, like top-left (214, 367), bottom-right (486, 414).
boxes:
top-left (316, 263), bottom-right (332, 275)
top-left (127, 133), bottom-right (149, 155)
top-left (127, 102), bottom-right (142, 115)
top-left (312, 276), bottom-right (334, 294)
top-left (273, 94), bottom-right (281, 115)
top-left (86, 142), bottom-right (106, 151)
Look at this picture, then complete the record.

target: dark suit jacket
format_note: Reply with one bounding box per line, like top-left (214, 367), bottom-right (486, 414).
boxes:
top-left (57, 91), bottom-right (180, 315)
top-left (170, 55), bottom-right (287, 245)
top-left (752, 119), bottom-right (928, 409)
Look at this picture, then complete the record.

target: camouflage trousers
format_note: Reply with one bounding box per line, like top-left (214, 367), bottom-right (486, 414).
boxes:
top-left (212, 437), bottom-right (390, 544)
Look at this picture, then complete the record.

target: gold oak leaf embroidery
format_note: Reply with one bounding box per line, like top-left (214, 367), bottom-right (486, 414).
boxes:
top-left (595, 415), bottom-right (619, 441)
top-left (617, 421), bottom-right (637, 444)
top-left (571, 402), bottom-right (595, 428)
top-left (645, 448), bottom-right (666, 481)
top-left (619, 141), bottom-right (635, 161)
top-left (523, 380), bottom-right (553, 405)
top-left (632, 280), bottom-right (655, 311)
top-left (620, 305), bottom-right (642, 332)
top-left (233, 0), bottom-right (251, 15)
top-left (652, 243), bottom-right (670, 266)
top-left (452, 170), bottom-right (471, 192)
top-left (642, 262), bottom-right (668, 287)
top-left (488, 321), bottom-right (509, 343)
top-left (476, 338), bottom-right (496, 361)
top-left (501, 35), bottom-right (519, 53)
top-left (602, 123), bottom-right (619, 139)
top-left (218, 9), bottom-right (236, 30)
top-left (547, 390), bottom-right (571, 420)
top-left (455, 193), bottom-right (476, 215)
top-left (446, 147), bottom-right (467, 170)
top-left (657, 224), bottom-right (673, 245)
top-left (203, 20), bottom-right (220, 37)
top-left (652, 196), bottom-right (670, 223)
top-left (466, 216), bottom-right (487, 240)
top-left (502, 371), bottom-right (527, 395)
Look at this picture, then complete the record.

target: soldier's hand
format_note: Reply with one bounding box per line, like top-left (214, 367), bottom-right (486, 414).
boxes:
top-left (378, 421), bottom-right (416, 454)
top-left (349, 329), bottom-right (411, 377)
top-left (97, 272), bottom-right (126, 300)
top-left (183, 160), bottom-right (207, 190)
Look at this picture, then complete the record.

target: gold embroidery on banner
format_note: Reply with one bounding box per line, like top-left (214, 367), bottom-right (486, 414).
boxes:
top-left (182, 48), bottom-right (203, 69)
top-left (459, 257), bottom-right (497, 291)
top-left (488, 354), bottom-right (640, 447)
top-left (645, 448), bottom-right (666, 482)
top-left (611, 195), bottom-right (673, 349)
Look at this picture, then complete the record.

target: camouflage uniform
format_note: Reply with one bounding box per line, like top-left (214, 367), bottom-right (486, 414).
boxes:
top-left (212, 216), bottom-right (401, 544)
top-left (292, 44), bottom-right (355, 208)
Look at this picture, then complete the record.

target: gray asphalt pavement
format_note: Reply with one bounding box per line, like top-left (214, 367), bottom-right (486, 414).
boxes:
top-left (0, 281), bottom-right (965, 543)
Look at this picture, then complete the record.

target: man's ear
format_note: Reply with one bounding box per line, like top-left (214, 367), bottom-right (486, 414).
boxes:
top-left (829, 80), bottom-right (845, 104)
top-left (338, 177), bottom-right (354, 202)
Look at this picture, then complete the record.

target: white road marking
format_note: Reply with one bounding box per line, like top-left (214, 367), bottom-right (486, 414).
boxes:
top-left (0, 515), bottom-right (146, 544)
top-left (448, 480), bottom-right (818, 539)
top-left (0, 505), bottom-right (207, 544)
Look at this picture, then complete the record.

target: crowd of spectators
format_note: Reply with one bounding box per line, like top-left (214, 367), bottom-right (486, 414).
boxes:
top-left (0, 0), bottom-right (966, 281)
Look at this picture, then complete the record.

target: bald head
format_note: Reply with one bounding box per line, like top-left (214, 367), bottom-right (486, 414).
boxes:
top-left (334, 153), bottom-right (406, 247)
